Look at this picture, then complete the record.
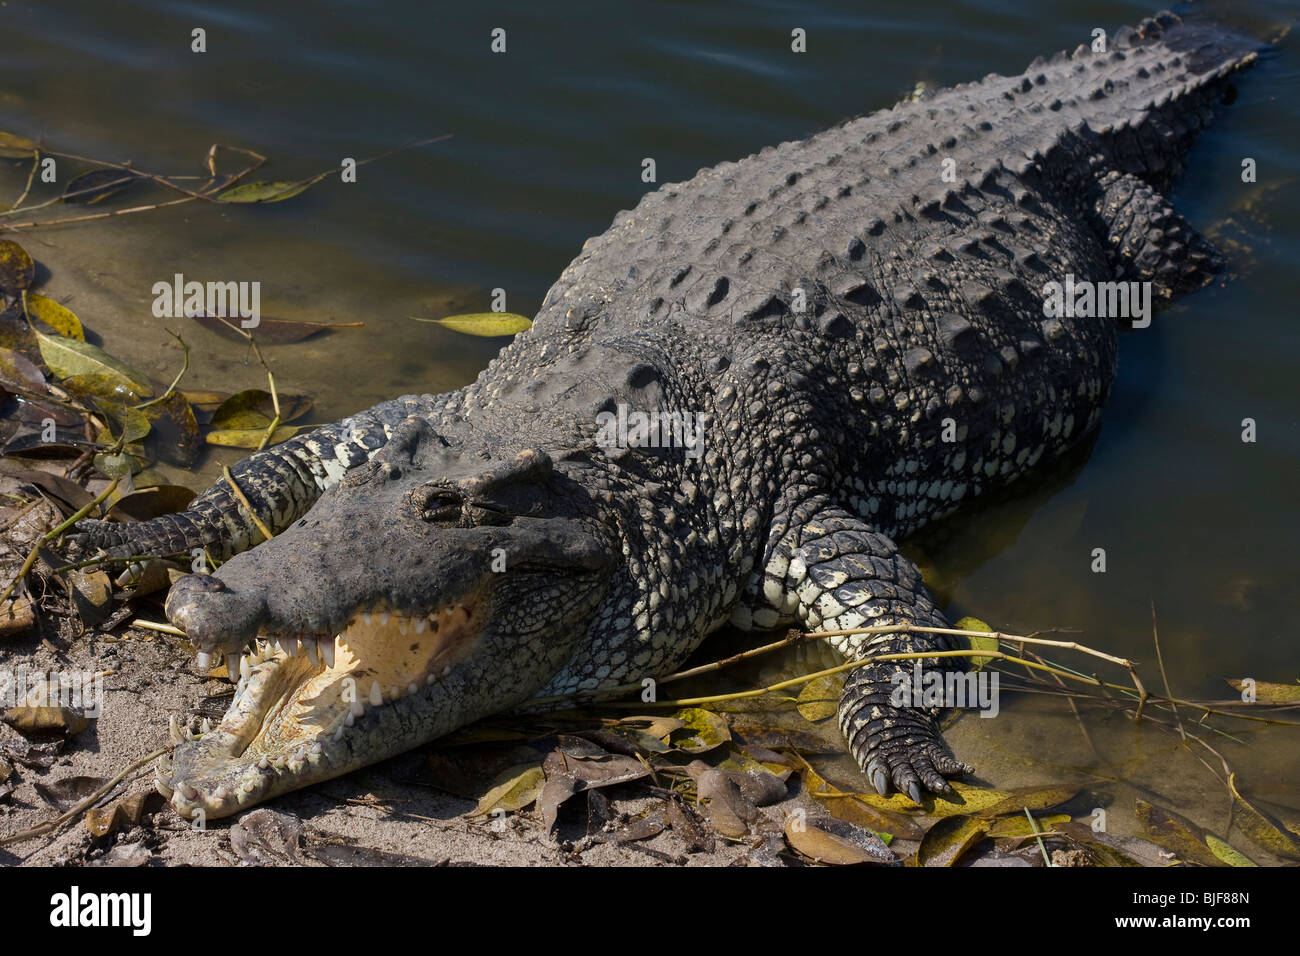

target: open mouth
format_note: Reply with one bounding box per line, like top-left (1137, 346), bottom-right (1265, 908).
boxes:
top-left (158, 588), bottom-right (487, 817)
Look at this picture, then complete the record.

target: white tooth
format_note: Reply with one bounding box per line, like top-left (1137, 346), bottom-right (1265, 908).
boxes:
top-left (344, 711), bottom-right (355, 727)
top-left (414, 617), bottom-right (427, 634)
top-left (426, 673), bottom-right (437, 685)
top-left (303, 639), bottom-right (319, 667)
top-left (408, 683), bottom-right (419, 696)
top-left (309, 743), bottom-right (322, 757)
top-left (362, 612), bottom-right (372, 625)
top-left (380, 612), bottom-right (390, 626)
top-left (225, 654), bottom-right (239, 680)
top-left (200, 718), bottom-right (213, 734)
top-left (350, 699), bottom-right (364, 719)
top-left (442, 665), bottom-right (451, 678)
top-left (369, 681), bottom-right (383, 707)
top-left (278, 635), bottom-right (298, 656)
top-left (257, 756), bottom-right (270, 770)
top-left (178, 782), bottom-right (198, 800)
top-left (239, 656), bottom-right (251, 680)
top-left (397, 618), bottom-right (409, 635)
top-left (196, 651), bottom-right (212, 670)
top-left (320, 638), bottom-right (336, 669)
top-left (333, 724), bottom-right (345, 742)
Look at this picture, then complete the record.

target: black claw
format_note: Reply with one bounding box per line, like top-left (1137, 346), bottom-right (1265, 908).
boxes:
top-left (869, 764), bottom-right (890, 796)
top-left (906, 780), bottom-right (922, 804)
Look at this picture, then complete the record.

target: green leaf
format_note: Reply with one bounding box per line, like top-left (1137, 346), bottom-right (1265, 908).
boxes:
top-left (470, 763), bottom-right (545, 817)
top-left (979, 785), bottom-right (1081, 818)
top-left (1206, 834), bottom-right (1257, 867)
top-left (94, 449), bottom-right (146, 477)
top-left (985, 813), bottom-right (1071, 838)
top-left (0, 132), bottom-right (38, 159)
top-left (32, 330), bottom-right (153, 397)
top-left (61, 373), bottom-right (148, 404)
top-left (411, 312), bottom-right (533, 337)
top-left (667, 707), bottom-right (731, 753)
top-left (25, 294), bottom-right (84, 340)
top-left (853, 780), bottom-right (1011, 817)
top-left (1134, 799), bottom-right (1224, 867)
top-left (795, 674), bottom-right (842, 722)
top-left (100, 402), bottom-right (151, 444)
top-left (954, 616), bottom-right (999, 671)
top-left (0, 239), bottom-right (35, 297)
top-left (205, 425), bottom-right (300, 449)
top-left (214, 173), bottom-right (327, 204)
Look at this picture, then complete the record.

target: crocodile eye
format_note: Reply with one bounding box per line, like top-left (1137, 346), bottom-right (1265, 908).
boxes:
top-left (411, 487), bottom-right (462, 523)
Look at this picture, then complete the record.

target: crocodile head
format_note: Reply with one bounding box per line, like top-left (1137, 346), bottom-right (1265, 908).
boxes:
top-left (157, 418), bottom-right (614, 819)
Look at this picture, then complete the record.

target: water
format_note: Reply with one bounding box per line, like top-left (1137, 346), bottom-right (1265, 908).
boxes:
top-left (2, 0), bottom-right (1297, 854)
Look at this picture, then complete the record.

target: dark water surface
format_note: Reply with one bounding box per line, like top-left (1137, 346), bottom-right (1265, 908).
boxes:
top-left (3, 1), bottom-right (1298, 851)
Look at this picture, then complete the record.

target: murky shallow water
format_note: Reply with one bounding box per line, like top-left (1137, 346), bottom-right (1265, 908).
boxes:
top-left (2, 0), bottom-right (1298, 858)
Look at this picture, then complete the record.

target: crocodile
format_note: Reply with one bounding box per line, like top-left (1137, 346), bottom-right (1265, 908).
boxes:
top-left (75, 12), bottom-right (1261, 820)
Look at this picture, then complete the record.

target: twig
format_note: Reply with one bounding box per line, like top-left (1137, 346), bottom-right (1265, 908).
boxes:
top-left (0, 745), bottom-right (171, 847)
top-left (221, 465), bottom-right (273, 542)
top-left (0, 476), bottom-right (120, 607)
top-left (7, 151), bottom-right (38, 212)
top-left (134, 330), bottom-right (190, 410)
top-left (1150, 600), bottom-right (1184, 741)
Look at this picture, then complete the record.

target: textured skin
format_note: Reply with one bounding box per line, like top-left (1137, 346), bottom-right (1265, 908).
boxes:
top-left (74, 12), bottom-right (1259, 813)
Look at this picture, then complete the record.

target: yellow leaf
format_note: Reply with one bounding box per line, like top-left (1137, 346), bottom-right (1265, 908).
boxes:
top-left (0, 131), bottom-right (38, 159)
top-left (1228, 773), bottom-right (1300, 861)
top-left (796, 674), bottom-right (842, 722)
top-left (25, 294), bottom-right (85, 340)
top-left (206, 425), bottom-right (301, 449)
top-left (470, 764), bottom-right (545, 816)
top-left (1206, 834), bottom-right (1257, 867)
top-left (411, 313), bottom-right (533, 337)
top-left (954, 616), bottom-right (999, 671)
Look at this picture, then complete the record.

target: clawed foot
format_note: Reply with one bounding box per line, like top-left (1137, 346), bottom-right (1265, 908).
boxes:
top-left (860, 726), bottom-right (973, 803)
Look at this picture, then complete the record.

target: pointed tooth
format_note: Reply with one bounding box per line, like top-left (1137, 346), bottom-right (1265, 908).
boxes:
top-left (303, 638), bottom-right (319, 667)
top-left (397, 618), bottom-right (409, 635)
top-left (369, 681), bottom-right (383, 707)
top-left (200, 718), bottom-right (213, 734)
top-left (155, 775), bottom-right (174, 800)
top-left (414, 617), bottom-right (427, 634)
top-left (334, 724), bottom-right (345, 742)
top-left (350, 699), bottom-right (364, 719)
top-left (344, 711), bottom-right (355, 727)
top-left (225, 654), bottom-right (240, 680)
top-left (177, 782), bottom-right (198, 800)
top-left (319, 637), bottom-right (336, 669)
top-left (426, 673), bottom-right (437, 685)
top-left (391, 686), bottom-right (401, 701)
top-left (379, 611), bottom-right (390, 626)
top-left (277, 635), bottom-right (298, 657)
top-left (257, 756), bottom-right (270, 770)
top-left (239, 656), bottom-right (251, 681)
top-left (442, 665), bottom-right (451, 678)
top-left (168, 715), bottom-right (184, 745)
top-left (450, 606), bottom-right (470, 628)
top-left (407, 683), bottom-right (419, 696)
top-left (196, 651), bottom-right (212, 671)
top-left (362, 612), bottom-right (372, 626)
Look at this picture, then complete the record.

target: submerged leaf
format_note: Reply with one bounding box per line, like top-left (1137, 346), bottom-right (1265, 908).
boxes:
top-left (0, 131), bottom-right (38, 159)
top-left (917, 814), bottom-right (991, 867)
top-left (0, 239), bottom-right (35, 296)
top-left (61, 372), bottom-right (147, 404)
top-left (1134, 799), bottom-right (1223, 867)
top-left (1226, 678), bottom-right (1300, 704)
top-left (190, 312), bottom-right (363, 345)
top-left (206, 425), bottom-right (301, 449)
top-left (24, 294), bottom-right (84, 340)
top-left (142, 391), bottom-right (202, 467)
top-left (0, 347), bottom-right (46, 391)
top-left (107, 483), bottom-right (197, 522)
top-left (784, 813), bottom-right (897, 865)
top-left (411, 312), bottom-right (533, 337)
top-left (62, 168), bottom-right (144, 205)
top-left (1228, 773), bottom-right (1300, 861)
top-left (795, 674), bottom-right (842, 722)
top-left (1206, 834), bottom-right (1257, 867)
top-left (954, 616), bottom-right (999, 671)
top-left (209, 389), bottom-right (312, 430)
top-left (33, 331), bottom-right (153, 396)
top-left (667, 708), bottom-right (731, 753)
top-left (214, 175), bottom-right (325, 204)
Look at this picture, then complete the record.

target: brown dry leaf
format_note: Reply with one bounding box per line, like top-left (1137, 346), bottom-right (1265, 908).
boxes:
top-left (85, 791), bottom-right (151, 838)
top-left (34, 775), bottom-right (106, 810)
top-left (0, 594), bottom-right (35, 639)
top-left (69, 569), bottom-right (113, 627)
top-left (191, 311), bottom-right (362, 345)
top-left (107, 484), bottom-right (197, 522)
top-left (0, 240), bottom-right (35, 296)
top-left (784, 812), bottom-right (897, 865)
top-left (4, 705), bottom-right (91, 736)
top-left (696, 768), bottom-right (755, 839)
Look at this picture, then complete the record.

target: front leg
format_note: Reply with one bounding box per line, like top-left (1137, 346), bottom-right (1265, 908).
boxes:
top-left (769, 498), bottom-right (973, 801)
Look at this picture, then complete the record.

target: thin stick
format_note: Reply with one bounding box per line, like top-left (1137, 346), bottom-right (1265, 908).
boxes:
top-left (134, 330), bottom-right (190, 410)
top-left (0, 476), bottom-right (121, 607)
top-left (7, 152), bottom-right (38, 212)
top-left (1150, 601), bottom-right (1185, 741)
top-left (0, 745), bottom-right (171, 847)
top-left (221, 465), bottom-right (273, 542)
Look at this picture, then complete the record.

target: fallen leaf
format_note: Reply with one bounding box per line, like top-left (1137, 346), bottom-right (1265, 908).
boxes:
top-left (32, 330), bottom-right (153, 396)
top-left (979, 785), bottom-right (1081, 819)
top-left (34, 775), bottom-right (106, 810)
top-left (229, 808), bottom-right (304, 865)
top-left (1226, 678), bottom-right (1300, 704)
top-left (954, 615), bottom-right (999, 671)
top-left (85, 791), bottom-right (151, 837)
top-left (799, 762), bottom-right (925, 840)
top-left (985, 813), bottom-right (1071, 838)
top-left (1206, 834), bottom-right (1257, 867)
top-left (0, 131), bottom-right (38, 159)
top-left (470, 763), bottom-right (545, 816)
top-left (411, 312), bottom-right (533, 337)
top-left (106, 484), bottom-right (197, 522)
top-left (191, 312), bottom-right (362, 345)
top-left (0, 595), bottom-right (34, 639)
top-left (205, 425), bottom-right (301, 449)
top-left (1134, 799), bottom-right (1223, 867)
top-left (1228, 773), bottom-right (1300, 861)
top-left (24, 294), bottom-right (84, 340)
top-left (795, 674), bottom-right (842, 722)
top-left (696, 768), bottom-right (754, 838)
top-left (209, 389), bottom-right (312, 429)
top-left (62, 168), bottom-right (144, 205)
top-left (215, 174), bottom-right (327, 204)
top-left (60, 372), bottom-right (148, 404)
top-left (784, 812), bottom-right (897, 865)
top-left (917, 814), bottom-right (992, 866)
top-left (0, 239), bottom-right (35, 296)
top-left (0, 347), bottom-right (47, 391)
top-left (667, 707), bottom-right (731, 753)
top-left (3, 705), bottom-right (91, 736)
top-left (141, 392), bottom-right (202, 467)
